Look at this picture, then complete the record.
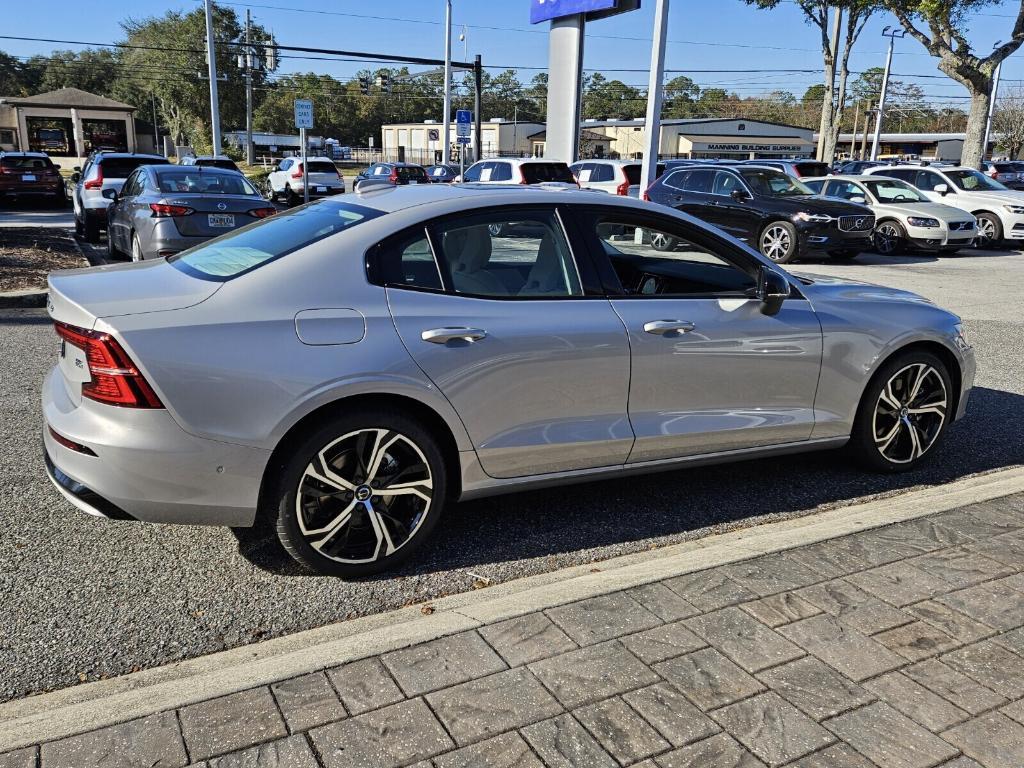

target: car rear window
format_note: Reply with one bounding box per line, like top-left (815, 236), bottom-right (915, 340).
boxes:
top-left (156, 170), bottom-right (258, 195)
top-left (521, 163), bottom-right (575, 184)
top-left (1, 156), bottom-right (54, 170)
top-left (396, 166), bottom-right (428, 181)
top-left (169, 201), bottom-right (383, 281)
top-left (307, 161), bottom-right (338, 174)
top-left (199, 159), bottom-right (240, 171)
top-left (794, 162), bottom-right (831, 177)
top-left (99, 157), bottom-right (168, 178)
top-left (622, 163), bottom-right (666, 184)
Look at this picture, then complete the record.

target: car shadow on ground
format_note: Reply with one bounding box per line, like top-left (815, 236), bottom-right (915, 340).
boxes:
top-left (235, 385), bottom-right (1024, 579)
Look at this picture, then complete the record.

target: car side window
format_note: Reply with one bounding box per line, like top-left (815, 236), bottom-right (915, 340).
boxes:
top-left (824, 180), bottom-right (864, 201)
top-left (591, 164), bottom-right (613, 183)
top-left (573, 162), bottom-right (595, 182)
top-left (588, 215), bottom-right (757, 297)
top-left (711, 171), bottom-right (742, 196)
top-left (682, 169), bottom-right (714, 194)
top-left (488, 162), bottom-right (511, 182)
top-left (279, 159), bottom-right (290, 171)
top-left (369, 229), bottom-right (444, 291)
top-left (883, 169), bottom-right (914, 184)
top-left (662, 170), bottom-right (689, 191)
top-left (916, 171), bottom-right (946, 192)
top-left (429, 210), bottom-right (583, 298)
top-left (373, 164), bottom-right (389, 176)
top-left (462, 163), bottom-right (484, 182)
top-left (120, 171), bottom-right (140, 197)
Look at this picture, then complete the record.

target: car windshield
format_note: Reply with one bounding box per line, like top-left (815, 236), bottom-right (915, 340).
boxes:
top-left (794, 162), bottom-right (831, 177)
top-left (99, 157), bottom-right (168, 178)
top-left (739, 168), bottom-right (813, 197)
top-left (156, 171), bottom-right (258, 195)
top-left (945, 169), bottom-right (1008, 192)
top-left (1, 156), bottom-right (53, 170)
top-left (623, 164), bottom-right (666, 184)
top-left (863, 178), bottom-right (928, 204)
top-left (521, 163), bottom-right (575, 183)
top-left (169, 201), bottom-right (383, 280)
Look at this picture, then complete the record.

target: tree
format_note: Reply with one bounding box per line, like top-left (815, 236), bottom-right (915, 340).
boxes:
top-left (663, 75), bottom-right (701, 118)
top-left (743, 1), bottom-right (876, 162)
top-left (0, 51), bottom-right (29, 96)
top-left (34, 49), bottom-right (120, 97)
top-left (994, 86), bottom-right (1024, 159)
top-left (883, 0), bottom-right (1024, 167)
top-left (802, 84), bottom-right (827, 108)
top-left (583, 73), bottom-right (644, 119)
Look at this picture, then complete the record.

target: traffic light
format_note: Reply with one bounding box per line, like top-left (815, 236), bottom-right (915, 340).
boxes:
top-left (358, 75), bottom-right (370, 95)
top-left (376, 71), bottom-right (391, 94)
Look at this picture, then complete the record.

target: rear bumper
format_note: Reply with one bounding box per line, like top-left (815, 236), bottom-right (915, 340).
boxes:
top-left (42, 366), bottom-right (270, 527)
top-left (0, 183), bottom-right (63, 198)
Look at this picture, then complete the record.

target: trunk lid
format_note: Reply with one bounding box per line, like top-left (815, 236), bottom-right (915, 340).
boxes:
top-left (157, 194), bottom-right (270, 237)
top-left (47, 259), bottom-right (221, 328)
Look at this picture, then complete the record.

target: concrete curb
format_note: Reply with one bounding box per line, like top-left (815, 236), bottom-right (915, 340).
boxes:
top-left (2, 465), bottom-right (1023, 751)
top-left (0, 289), bottom-right (47, 308)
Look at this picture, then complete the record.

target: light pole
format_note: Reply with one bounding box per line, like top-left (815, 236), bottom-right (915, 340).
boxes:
top-left (639, 0), bottom-right (670, 196)
top-left (204, 0), bottom-right (222, 154)
top-left (441, 0), bottom-right (452, 165)
top-left (871, 26), bottom-right (905, 161)
top-left (982, 41), bottom-right (1003, 162)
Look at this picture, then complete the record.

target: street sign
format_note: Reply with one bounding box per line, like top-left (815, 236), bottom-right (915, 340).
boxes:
top-left (428, 128), bottom-right (440, 141)
top-left (457, 136), bottom-right (471, 144)
top-left (293, 99), bottom-right (313, 129)
top-left (456, 109), bottom-right (472, 138)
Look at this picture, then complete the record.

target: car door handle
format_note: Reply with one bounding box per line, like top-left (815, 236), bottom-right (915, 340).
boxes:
top-left (643, 320), bottom-right (695, 336)
top-left (421, 327), bottom-right (488, 344)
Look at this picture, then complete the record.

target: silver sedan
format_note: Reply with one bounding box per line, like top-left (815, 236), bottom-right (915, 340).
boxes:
top-left (104, 164), bottom-right (275, 261)
top-left (43, 185), bottom-right (975, 576)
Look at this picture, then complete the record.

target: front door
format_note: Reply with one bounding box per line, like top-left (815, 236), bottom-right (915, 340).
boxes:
top-left (572, 206), bottom-right (823, 462)
top-left (381, 206), bottom-right (633, 478)
top-left (707, 169), bottom-right (761, 243)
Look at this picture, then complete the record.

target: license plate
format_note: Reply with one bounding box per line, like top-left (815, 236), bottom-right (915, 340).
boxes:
top-left (315, 186), bottom-right (326, 193)
top-left (22, 174), bottom-right (36, 182)
top-left (208, 214), bottom-right (234, 227)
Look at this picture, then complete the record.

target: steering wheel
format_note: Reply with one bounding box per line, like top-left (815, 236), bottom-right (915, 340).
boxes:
top-left (893, 194), bottom-right (907, 201)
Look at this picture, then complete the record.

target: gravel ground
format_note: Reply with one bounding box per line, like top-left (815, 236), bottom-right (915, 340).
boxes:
top-left (0, 229), bottom-right (85, 292)
top-left (1, 246), bottom-right (1022, 702)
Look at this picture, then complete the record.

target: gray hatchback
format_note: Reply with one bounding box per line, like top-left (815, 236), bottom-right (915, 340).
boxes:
top-left (104, 165), bottom-right (275, 261)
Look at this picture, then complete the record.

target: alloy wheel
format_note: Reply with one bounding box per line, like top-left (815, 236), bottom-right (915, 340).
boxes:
top-left (761, 225), bottom-right (791, 261)
top-left (874, 223), bottom-right (900, 255)
top-left (872, 363), bottom-right (948, 464)
top-left (294, 428), bottom-right (433, 564)
top-left (975, 217), bottom-right (996, 247)
top-left (650, 232), bottom-right (676, 251)
top-left (131, 235), bottom-right (143, 262)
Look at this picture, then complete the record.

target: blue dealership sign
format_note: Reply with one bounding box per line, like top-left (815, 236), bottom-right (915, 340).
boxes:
top-left (530, 0), bottom-right (618, 24)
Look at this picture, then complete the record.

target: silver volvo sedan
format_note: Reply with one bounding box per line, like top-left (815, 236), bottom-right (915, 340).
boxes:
top-left (42, 185), bottom-right (975, 576)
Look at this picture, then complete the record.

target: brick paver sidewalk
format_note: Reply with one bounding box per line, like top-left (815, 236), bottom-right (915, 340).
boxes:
top-left (4, 494), bottom-right (1024, 768)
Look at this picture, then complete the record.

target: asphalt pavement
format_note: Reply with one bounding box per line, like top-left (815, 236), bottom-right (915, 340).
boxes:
top-left (1, 246), bottom-right (1023, 703)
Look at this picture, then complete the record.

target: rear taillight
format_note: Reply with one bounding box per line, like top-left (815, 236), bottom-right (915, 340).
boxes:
top-left (291, 163), bottom-right (304, 179)
top-left (642, 189), bottom-right (651, 202)
top-left (616, 178), bottom-right (630, 196)
top-left (389, 168), bottom-right (399, 183)
top-left (150, 203), bottom-right (194, 217)
top-left (83, 166), bottom-right (103, 190)
top-left (248, 207), bottom-right (276, 219)
top-left (519, 168), bottom-right (528, 185)
top-left (54, 322), bottom-right (164, 409)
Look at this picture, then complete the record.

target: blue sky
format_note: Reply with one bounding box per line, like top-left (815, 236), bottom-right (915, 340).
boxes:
top-left (3, 0), bottom-right (1022, 107)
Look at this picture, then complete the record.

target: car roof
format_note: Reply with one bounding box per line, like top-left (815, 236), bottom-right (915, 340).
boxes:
top-left (0, 151), bottom-right (49, 158)
top-left (151, 164), bottom-right (244, 176)
top-left (351, 181), bottom-right (638, 214)
top-left (572, 159), bottom-right (648, 166)
top-left (95, 152), bottom-right (166, 161)
top-left (191, 155), bottom-right (234, 161)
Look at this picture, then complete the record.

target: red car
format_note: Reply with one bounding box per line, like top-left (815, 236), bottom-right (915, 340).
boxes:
top-left (0, 151), bottom-right (66, 205)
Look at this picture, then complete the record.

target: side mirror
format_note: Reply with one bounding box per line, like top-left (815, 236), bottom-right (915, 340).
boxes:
top-left (101, 188), bottom-right (117, 201)
top-left (755, 266), bottom-right (791, 316)
top-left (933, 183), bottom-right (949, 195)
top-left (70, 172), bottom-right (81, 183)
top-left (850, 195), bottom-right (867, 205)
top-left (52, 163), bottom-right (61, 170)
top-left (730, 188), bottom-right (749, 201)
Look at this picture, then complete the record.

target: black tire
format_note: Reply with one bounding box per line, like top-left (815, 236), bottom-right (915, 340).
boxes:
top-left (286, 185), bottom-right (299, 207)
top-left (759, 221), bottom-right (798, 263)
top-left (973, 213), bottom-right (1003, 249)
top-left (272, 408), bottom-right (447, 577)
top-left (849, 350), bottom-right (953, 473)
top-left (830, 250), bottom-right (861, 261)
top-left (649, 231), bottom-right (678, 251)
top-left (83, 215), bottom-right (101, 244)
top-left (74, 211), bottom-right (83, 237)
top-left (107, 228), bottom-right (120, 260)
top-left (872, 220), bottom-right (906, 256)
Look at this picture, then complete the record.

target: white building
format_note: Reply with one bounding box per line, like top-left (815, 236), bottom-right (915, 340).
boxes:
top-left (380, 119), bottom-right (545, 165)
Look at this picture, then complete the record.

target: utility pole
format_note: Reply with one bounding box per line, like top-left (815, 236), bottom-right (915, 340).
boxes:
top-left (151, 92), bottom-right (159, 154)
top-left (639, 0), bottom-right (669, 195)
top-left (849, 101), bottom-right (860, 159)
top-left (245, 9), bottom-right (254, 165)
top-left (204, 0), bottom-right (222, 154)
top-left (442, 0), bottom-right (453, 164)
top-left (871, 26), bottom-right (905, 161)
top-left (982, 41), bottom-right (1003, 162)
top-left (473, 54), bottom-right (482, 163)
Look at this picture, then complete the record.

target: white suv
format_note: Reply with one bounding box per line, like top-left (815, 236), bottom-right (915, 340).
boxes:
top-left (864, 164), bottom-right (1024, 248)
top-left (71, 153), bottom-right (169, 243)
top-left (460, 159), bottom-right (577, 189)
top-left (268, 156), bottom-right (344, 205)
top-left (569, 159), bottom-right (666, 197)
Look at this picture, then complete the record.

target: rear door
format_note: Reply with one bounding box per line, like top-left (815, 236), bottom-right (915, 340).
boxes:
top-left (707, 169), bottom-right (760, 241)
top-left (573, 206), bottom-right (823, 461)
top-left (379, 205), bottom-right (633, 478)
top-left (664, 168), bottom-right (715, 222)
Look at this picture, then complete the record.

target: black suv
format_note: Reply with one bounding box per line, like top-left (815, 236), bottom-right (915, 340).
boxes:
top-left (645, 164), bottom-right (874, 263)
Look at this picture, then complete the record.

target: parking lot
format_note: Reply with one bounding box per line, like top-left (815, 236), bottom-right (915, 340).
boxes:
top-left (1, 216), bottom-right (1022, 702)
